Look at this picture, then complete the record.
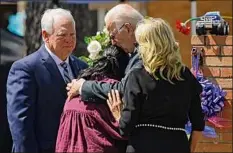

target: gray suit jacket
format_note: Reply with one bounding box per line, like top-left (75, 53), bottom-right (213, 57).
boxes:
top-left (81, 47), bottom-right (143, 103)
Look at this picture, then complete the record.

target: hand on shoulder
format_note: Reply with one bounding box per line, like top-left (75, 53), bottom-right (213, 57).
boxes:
top-left (67, 78), bottom-right (86, 101)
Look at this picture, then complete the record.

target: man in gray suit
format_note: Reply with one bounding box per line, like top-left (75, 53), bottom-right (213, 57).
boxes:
top-left (67, 4), bottom-right (144, 103)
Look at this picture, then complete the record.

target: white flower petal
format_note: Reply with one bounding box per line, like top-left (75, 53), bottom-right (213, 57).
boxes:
top-left (87, 40), bottom-right (102, 54)
top-left (96, 31), bottom-right (100, 35)
top-left (89, 52), bottom-right (99, 60)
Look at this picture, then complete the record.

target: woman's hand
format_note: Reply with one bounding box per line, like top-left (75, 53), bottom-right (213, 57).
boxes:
top-left (107, 90), bottom-right (123, 121)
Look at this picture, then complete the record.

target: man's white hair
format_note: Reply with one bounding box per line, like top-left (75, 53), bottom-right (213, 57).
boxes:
top-left (104, 4), bottom-right (144, 29)
top-left (41, 8), bottom-right (75, 34)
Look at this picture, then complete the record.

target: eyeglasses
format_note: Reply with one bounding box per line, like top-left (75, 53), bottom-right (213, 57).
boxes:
top-left (109, 23), bottom-right (126, 40)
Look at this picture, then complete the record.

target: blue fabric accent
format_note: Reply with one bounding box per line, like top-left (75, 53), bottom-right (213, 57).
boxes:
top-left (191, 47), bottom-right (226, 119)
top-left (196, 73), bottom-right (226, 118)
top-left (185, 123), bottom-right (217, 138)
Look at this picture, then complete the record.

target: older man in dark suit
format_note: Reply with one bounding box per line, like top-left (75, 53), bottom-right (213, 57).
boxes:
top-left (6, 8), bottom-right (87, 153)
top-left (67, 4), bottom-right (144, 103)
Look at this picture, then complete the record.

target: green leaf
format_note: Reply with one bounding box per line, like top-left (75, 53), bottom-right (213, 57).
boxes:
top-left (87, 61), bottom-right (94, 67)
top-left (79, 56), bottom-right (90, 62)
top-left (84, 37), bottom-right (91, 44)
top-left (79, 56), bottom-right (94, 67)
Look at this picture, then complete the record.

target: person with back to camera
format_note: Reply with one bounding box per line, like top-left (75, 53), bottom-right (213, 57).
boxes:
top-left (107, 18), bottom-right (205, 153)
top-left (56, 45), bottom-right (129, 153)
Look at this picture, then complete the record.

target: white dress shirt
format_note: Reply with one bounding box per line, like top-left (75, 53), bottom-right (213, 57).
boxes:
top-left (45, 45), bottom-right (74, 82)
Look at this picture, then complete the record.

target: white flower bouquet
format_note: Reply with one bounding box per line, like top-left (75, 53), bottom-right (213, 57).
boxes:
top-left (79, 27), bottom-right (110, 66)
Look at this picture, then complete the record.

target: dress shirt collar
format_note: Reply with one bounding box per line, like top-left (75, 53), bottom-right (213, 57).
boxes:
top-left (45, 44), bottom-right (70, 65)
top-left (129, 46), bottom-right (138, 58)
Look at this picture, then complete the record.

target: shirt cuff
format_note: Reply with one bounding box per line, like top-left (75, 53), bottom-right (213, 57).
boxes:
top-left (79, 80), bottom-right (85, 95)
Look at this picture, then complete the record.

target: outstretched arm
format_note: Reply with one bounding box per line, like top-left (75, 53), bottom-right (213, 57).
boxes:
top-left (80, 79), bottom-right (125, 103)
top-left (67, 75), bottom-right (127, 103)
top-left (66, 55), bottom-right (143, 103)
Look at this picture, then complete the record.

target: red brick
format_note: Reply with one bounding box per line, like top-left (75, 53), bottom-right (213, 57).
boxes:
top-left (205, 121), bottom-right (213, 126)
top-left (195, 142), bottom-right (232, 152)
top-left (225, 36), bottom-right (233, 46)
top-left (191, 35), bottom-right (205, 45)
top-left (222, 46), bottom-right (233, 56)
top-left (221, 108), bottom-right (232, 119)
top-left (224, 100), bottom-right (232, 108)
top-left (215, 100), bottom-right (232, 117)
top-left (220, 67), bottom-right (233, 78)
top-left (219, 132), bottom-right (232, 142)
top-left (205, 35), bottom-right (232, 46)
top-left (204, 57), bottom-right (232, 66)
top-left (199, 134), bottom-right (220, 143)
top-left (203, 46), bottom-right (221, 56)
top-left (215, 126), bottom-right (232, 133)
top-left (216, 111), bottom-right (222, 118)
top-left (205, 121), bottom-right (232, 134)
top-left (202, 67), bottom-right (220, 77)
top-left (215, 78), bottom-right (232, 89)
top-left (192, 35), bottom-right (232, 151)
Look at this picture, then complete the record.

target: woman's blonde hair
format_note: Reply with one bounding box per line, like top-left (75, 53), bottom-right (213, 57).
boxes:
top-left (135, 18), bottom-right (185, 84)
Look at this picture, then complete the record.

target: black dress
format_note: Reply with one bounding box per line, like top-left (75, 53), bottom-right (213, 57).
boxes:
top-left (119, 67), bottom-right (205, 153)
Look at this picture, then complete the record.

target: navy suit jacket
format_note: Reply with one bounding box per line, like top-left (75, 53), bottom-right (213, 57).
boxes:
top-left (6, 45), bottom-right (88, 152)
top-left (81, 47), bottom-right (143, 102)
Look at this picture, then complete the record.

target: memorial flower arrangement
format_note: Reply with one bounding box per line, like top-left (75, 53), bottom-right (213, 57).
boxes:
top-left (79, 27), bottom-right (110, 66)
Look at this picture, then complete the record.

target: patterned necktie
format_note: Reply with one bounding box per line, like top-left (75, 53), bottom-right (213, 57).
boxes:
top-left (60, 62), bottom-right (71, 83)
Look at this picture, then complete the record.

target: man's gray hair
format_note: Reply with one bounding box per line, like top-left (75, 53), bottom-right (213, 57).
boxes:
top-left (41, 8), bottom-right (75, 34)
top-left (104, 4), bottom-right (144, 29)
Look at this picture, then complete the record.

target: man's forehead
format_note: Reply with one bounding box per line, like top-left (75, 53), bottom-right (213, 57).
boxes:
top-left (54, 23), bottom-right (75, 31)
top-left (106, 22), bottom-right (116, 31)
top-left (56, 29), bottom-right (68, 34)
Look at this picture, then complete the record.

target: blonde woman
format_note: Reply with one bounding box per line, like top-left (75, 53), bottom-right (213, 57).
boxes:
top-left (108, 18), bottom-right (204, 153)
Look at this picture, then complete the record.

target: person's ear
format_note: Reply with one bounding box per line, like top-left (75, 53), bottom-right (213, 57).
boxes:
top-left (125, 23), bottom-right (134, 36)
top-left (42, 30), bottom-right (50, 43)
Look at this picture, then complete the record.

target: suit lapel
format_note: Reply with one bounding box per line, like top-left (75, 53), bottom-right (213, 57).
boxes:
top-left (39, 45), bottom-right (66, 86)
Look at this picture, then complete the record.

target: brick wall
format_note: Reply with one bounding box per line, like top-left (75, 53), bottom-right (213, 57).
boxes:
top-left (147, 1), bottom-right (232, 67)
top-left (191, 35), bottom-right (232, 152)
